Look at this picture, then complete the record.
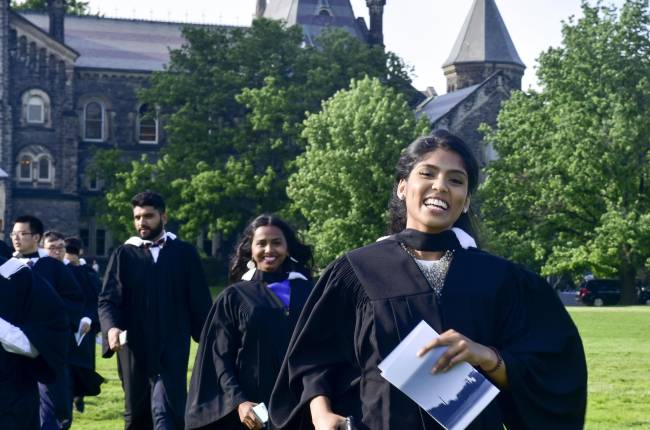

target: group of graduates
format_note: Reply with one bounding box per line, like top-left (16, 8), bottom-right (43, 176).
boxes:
top-left (0, 216), bottom-right (102, 429)
top-left (1, 130), bottom-right (588, 430)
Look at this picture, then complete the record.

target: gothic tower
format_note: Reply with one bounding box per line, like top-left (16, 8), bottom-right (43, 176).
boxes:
top-left (366, 0), bottom-right (385, 46)
top-left (263, 0), bottom-right (367, 46)
top-left (443, 0), bottom-right (525, 92)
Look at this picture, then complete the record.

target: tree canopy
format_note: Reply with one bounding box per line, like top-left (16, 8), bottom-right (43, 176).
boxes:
top-left (480, 0), bottom-right (650, 303)
top-left (97, 18), bottom-right (417, 244)
top-left (11, 0), bottom-right (91, 15)
top-left (288, 77), bottom-right (427, 267)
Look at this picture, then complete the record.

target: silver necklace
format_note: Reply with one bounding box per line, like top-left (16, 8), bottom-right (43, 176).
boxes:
top-left (401, 244), bottom-right (454, 297)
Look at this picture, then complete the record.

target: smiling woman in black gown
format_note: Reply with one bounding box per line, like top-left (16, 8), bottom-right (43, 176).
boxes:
top-left (186, 214), bottom-right (314, 430)
top-left (269, 130), bottom-right (588, 430)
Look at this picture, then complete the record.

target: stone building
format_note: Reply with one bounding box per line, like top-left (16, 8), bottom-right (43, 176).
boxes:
top-left (0, 0), bottom-right (520, 258)
top-left (417, 0), bottom-right (525, 167)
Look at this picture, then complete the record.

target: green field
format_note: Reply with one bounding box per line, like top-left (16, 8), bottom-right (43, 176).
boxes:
top-left (72, 306), bottom-right (650, 429)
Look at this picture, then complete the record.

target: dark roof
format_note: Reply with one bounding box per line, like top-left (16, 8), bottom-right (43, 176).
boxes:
top-left (263, 0), bottom-right (366, 45)
top-left (443, 0), bottom-right (524, 67)
top-left (416, 83), bottom-right (481, 124)
top-left (20, 13), bottom-right (227, 72)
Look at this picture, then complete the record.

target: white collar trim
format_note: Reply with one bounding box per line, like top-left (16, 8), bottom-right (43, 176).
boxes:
top-left (124, 231), bottom-right (177, 247)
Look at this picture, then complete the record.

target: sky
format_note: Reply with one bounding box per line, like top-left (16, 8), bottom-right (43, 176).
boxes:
top-left (80, 0), bottom-right (629, 94)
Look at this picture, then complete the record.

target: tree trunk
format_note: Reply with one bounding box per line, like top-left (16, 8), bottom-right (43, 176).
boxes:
top-left (619, 263), bottom-right (637, 305)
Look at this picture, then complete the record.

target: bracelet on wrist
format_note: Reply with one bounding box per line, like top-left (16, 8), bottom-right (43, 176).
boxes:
top-left (481, 347), bottom-right (503, 373)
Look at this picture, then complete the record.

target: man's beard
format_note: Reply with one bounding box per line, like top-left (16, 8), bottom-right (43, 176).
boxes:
top-left (139, 222), bottom-right (164, 240)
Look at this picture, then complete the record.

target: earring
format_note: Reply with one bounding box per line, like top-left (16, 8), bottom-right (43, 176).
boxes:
top-left (246, 260), bottom-right (256, 270)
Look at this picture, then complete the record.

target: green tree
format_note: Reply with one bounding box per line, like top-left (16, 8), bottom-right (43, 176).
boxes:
top-left (480, 0), bottom-right (650, 303)
top-left (11, 0), bottom-right (91, 15)
top-left (100, 19), bottom-right (416, 241)
top-left (288, 77), bottom-right (428, 267)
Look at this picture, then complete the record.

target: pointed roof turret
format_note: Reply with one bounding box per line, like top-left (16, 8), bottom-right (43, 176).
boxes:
top-left (263, 0), bottom-right (367, 46)
top-left (443, 0), bottom-right (524, 68)
top-left (442, 0), bottom-right (525, 92)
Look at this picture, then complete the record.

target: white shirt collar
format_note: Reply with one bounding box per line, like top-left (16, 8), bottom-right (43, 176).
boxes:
top-left (124, 231), bottom-right (177, 247)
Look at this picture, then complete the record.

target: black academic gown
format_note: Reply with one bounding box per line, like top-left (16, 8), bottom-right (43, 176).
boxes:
top-left (269, 239), bottom-right (588, 430)
top-left (98, 238), bottom-right (212, 429)
top-left (0, 258), bottom-right (69, 429)
top-left (31, 255), bottom-right (84, 420)
top-left (68, 263), bottom-right (104, 397)
top-left (185, 270), bottom-right (313, 430)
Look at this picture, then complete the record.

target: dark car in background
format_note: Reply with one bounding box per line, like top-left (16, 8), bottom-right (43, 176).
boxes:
top-left (578, 279), bottom-right (650, 306)
top-left (638, 286), bottom-right (650, 305)
top-left (578, 279), bottom-right (621, 306)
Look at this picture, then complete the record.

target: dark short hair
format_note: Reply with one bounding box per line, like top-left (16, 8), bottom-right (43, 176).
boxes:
top-left (388, 129), bottom-right (480, 234)
top-left (131, 191), bottom-right (166, 213)
top-left (229, 214), bottom-right (313, 282)
top-left (43, 231), bottom-right (66, 242)
top-left (13, 215), bottom-right (44, 236)
top-left (64, 237), bottom-right (84, 255)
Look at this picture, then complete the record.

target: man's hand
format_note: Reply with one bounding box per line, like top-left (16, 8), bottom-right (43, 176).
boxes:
top-left (238, 401), bottom-right (263, 430)
top-left (107, 327), bottom-right (123, 352)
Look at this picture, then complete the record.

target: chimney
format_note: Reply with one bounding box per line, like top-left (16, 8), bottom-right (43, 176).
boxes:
top-left (366, 0), bottom-right (386, 46)
top-left (255, 0), bottom-right (267, 18)
top-left (47, 0), bottom-right (65, 43)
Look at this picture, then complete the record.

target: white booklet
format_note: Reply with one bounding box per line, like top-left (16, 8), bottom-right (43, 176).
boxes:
top-left (378, 320), bottom-right (500, 430)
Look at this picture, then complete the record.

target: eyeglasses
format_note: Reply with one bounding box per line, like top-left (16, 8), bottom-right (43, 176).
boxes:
top-left (10, 232), bottom-right (33, 238)
top-left (45, 245), bottom-right (65, 251)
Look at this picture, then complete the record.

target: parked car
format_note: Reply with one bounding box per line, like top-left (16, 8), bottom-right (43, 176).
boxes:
top-left (578, 279), bottom-right (621, 306)
top-left (638, 286), bottom-right (650, 305)
top-left (578, 279), bottom-right (650, 306)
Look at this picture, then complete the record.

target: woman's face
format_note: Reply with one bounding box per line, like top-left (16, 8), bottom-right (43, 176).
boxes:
top-left (251, 225), bottom-right (288, 273)
top-left (397, 148), bottom-right (470, 234)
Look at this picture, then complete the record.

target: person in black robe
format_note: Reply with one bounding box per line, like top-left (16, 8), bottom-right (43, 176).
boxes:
top-left (98, 191), bottom-right (212, 430)
top-left (269, 130), bottom-right (588, 430)
top-left (186, 214), bottom-right (314, 430)
top-left (11, 216), bottom-right (84, 430)
top-left (0, 256), bottom-right (69, 429)
top-left (0, 239), bottom-right (12, 258)
top-left (60, 236), bottom-right (104, 413)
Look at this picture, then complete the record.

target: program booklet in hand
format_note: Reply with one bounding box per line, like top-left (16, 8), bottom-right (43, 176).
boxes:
top-left (378, 320), bottom-right (499, 430)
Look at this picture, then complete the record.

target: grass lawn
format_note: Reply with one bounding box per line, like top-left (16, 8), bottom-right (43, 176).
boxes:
top-left (71, 306), bottom-right (650, 429)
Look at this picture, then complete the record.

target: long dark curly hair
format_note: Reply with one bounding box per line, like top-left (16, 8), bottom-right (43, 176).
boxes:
top-left (388, 129), bottom-right (480, 238)
top-left (229, 214), bottom-right (313, 282)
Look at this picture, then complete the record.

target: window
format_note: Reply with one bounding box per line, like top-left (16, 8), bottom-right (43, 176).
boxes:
top-left (16, 146), bottom-right (54, 184)
top-left (96, 229), bottom-right (106, 256)
top-left (84, 101), bottom-right (104, 141)
top-left (26, 96), bottom-right (44, 124)
top-left (38, 157), bottom-right (50, 180)
top-left (19, 156), bottom-right (32, 180)
top-left (21, 89), bottom-right (51, 127)
top-left (138, 104), bottom-right (158, 144)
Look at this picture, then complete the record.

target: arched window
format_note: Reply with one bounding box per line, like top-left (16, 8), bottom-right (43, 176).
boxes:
top-left (21, 89), bottom-right (51, 127)
top-left (16, 146), bottom-right (54, 185)
top-left (138, 104), bottom-right (158, 144)
top-left (84, 101), bottom-right (104, 141)
top-left (38, 157), bottom-right (50, 181)
top-left (19, 156), bottom-right (32, 180)
top-left (26, 95), bottom-right (45, 124)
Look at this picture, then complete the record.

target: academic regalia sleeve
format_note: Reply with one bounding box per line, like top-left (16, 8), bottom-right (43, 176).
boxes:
top-left (269, 257), bottom-right (359, 429)
top-left (496, 265), bottom-right (587, 429)
top-left (183, 243), bottom-right (212, 343)
top-left (12, 269), bottom-right (69, 384)
top-left (54, 260), bottom-right (84, 330)
top-left (82, 267), bottom-right (101, 332)
top-left (98, 248), bottom-right (124, 358)
top-left (185, 288), bottom-right (248, 429)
